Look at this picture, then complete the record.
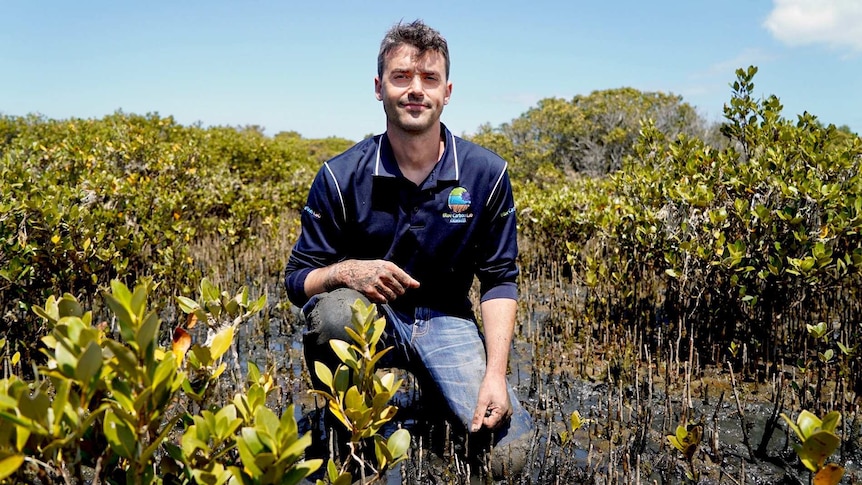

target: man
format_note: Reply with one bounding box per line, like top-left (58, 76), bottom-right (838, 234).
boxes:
top-left (284, 19), bottom-right (533, 477)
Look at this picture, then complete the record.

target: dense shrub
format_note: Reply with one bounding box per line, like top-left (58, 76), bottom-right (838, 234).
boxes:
top-left (514, 67), bottom-right (862, 370)
top-left (0, 112), bottom-right (352, 352)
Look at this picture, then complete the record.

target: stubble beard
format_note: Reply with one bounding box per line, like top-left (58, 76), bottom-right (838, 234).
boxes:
top-left (384, 99), bottom-right (440, 135)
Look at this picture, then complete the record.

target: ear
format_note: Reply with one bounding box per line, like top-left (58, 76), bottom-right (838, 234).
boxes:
top-left (374, 77), bottom-right (383, 101)
top-left (443, 81), bottom-right (452, 105)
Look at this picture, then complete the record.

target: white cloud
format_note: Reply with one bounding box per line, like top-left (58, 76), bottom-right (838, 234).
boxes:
top-left (764, 0), bottom-right (862, 51)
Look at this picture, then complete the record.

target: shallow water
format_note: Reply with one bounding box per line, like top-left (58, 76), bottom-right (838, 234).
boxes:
top-left (221, 288), bottom-right (861, 484)
top-left (194, 231), bottom-right (860, 484)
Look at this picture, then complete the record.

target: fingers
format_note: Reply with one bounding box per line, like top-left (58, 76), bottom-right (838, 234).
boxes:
top-left (471, 400), bottom-right (488, 432)
top-left (472, 403), bottom-right (510, 431)
top-left (472, 379), bottom-right (513, 432)
top-left (484, 406), bottom-right (511, 430)
top-left (387, 264), bottom-right (420, 289)
top-left (337, 260), bottom-right (418, 303)
top-left (369, 261), bottom-right (419, 303)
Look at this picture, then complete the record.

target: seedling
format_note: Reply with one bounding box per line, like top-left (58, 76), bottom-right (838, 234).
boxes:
top-left (780, 410), bottom-right (844, 485)
top-left (667, 422), bottom-right (702, 481)
top-left (310, 299), bottom-right (411, 480)
top-left (558, 410), bottom-right (589, 446)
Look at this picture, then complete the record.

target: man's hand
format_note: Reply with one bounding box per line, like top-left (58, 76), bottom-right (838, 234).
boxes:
top-left (470, 374), bottom-right (512, 432)
top-left (326, 259), bottom-right (420, 303)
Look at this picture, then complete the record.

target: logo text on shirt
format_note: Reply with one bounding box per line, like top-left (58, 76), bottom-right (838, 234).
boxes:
top-left (444, 187), bottom-right (474, 224)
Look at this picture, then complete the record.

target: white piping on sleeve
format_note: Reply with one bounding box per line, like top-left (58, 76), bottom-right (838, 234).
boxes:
top-left (374, 140), bottom-right (382, 176)
top-left (487, 162), bottom-right (508, 207)
top-left (323, 162), bottom-right (347, 223)
top-left (451, 131), bottom-right (459, 180)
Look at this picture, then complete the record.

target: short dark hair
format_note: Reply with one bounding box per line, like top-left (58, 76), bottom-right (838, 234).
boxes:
top-left (377, 20), bottom-right (450, 79)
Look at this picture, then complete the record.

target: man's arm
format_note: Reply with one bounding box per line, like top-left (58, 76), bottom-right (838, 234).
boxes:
top-left (303, 259), bottom-right (420, 304)
top-left (470, 297), bottom-right (516, 431)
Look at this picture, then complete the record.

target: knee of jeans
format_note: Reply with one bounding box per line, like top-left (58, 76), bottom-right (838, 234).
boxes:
top-left (304, 288), bottom-right (371, 346)
top-left (494, 402), bottom-right (534, 447)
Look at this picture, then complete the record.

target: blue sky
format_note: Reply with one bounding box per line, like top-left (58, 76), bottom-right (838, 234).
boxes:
top-left (2, 1), bottom-right (860, 141)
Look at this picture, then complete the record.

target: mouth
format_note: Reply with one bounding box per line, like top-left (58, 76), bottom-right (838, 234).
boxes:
top-left (401, 102), bottom-right (429, 112)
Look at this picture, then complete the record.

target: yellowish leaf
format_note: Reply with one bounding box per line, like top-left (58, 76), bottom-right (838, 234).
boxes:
top-left (0, 454), bottom-right (25, 480)
top-left (172, 327), bottom-right (191, 364)
top-left (814, 463), bottom-right (844, 485)
top-left (186, 312), bottom-right (198, 329)
top-left (209, 325), bottom-right (234, 361)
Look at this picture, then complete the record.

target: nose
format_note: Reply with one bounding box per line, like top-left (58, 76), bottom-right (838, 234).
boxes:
top-left (407, 75), bottom-right (424, 96)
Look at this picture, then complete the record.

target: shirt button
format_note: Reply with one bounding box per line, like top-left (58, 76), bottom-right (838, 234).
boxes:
top-left (412, 207), bottom-right (419, 214)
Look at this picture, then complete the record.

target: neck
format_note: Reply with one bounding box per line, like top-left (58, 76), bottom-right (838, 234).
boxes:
top-left (387, 123), bottom-right (445, 185)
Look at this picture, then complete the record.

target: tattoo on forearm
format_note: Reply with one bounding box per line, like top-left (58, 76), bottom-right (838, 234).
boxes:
top-left (324, 264), bottom-right (340, 292)
top-left (345, 261), bottom-right (376, 291)
top-left (326, 260), bottom-right (380, 294)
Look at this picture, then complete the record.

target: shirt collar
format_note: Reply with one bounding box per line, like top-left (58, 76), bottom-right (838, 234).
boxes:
top-left (373, 123), bottom-right (460, 184)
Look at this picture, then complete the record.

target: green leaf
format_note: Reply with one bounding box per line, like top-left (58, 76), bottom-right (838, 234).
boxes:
top-left (110, 279), bottom-right (133, 307)
top-left (333, 365), bottom-right (350, 392)
top-left (18, 391), bottom-right (50, 423)
top-left (370, 315), bottom-right (386, 347)
top-left (248, 294), bottom-right (266, 314)
top-left (51, 379), bottom-right (72, 433)
top-left (240, 427), bottom-right (265, 455)
top-left (374, 436), bottom-right (390, 470)
top-left (152, 353), bottom-right (179, 393)
top-left (236, 430), bottom-right (264, 477)
top-left (75, 340), bottom-right (103, 383)
top-left (176, 295), bottom-right (200, 314)
top-left (181, 426), bottom-right (208, 456)
top-left (314, 361), bottom-right (333, 390)
top-left (0, 455), bottom-right (25, 481)
top-left (53, 339), bottom-right (78, 378)
top-left (103, 293), bottom-right (135, 340)
top-left (281, 459), bottom-right (323, 485)
top-left (329, 340), bottom-right (357, 369)
top-left (103, 410), bottom-right (137, 459)
top-left (0, 410), bottom-right (47, 434)
top-left (797, 430), bottom-right (840, 472)
top-left (247, 361), bottom-right (261, 383)
top-left (201, 278), bottom-right (220, 303)
top-left (104, 340), bottom-right (139, 376)
top-left (570, 410), bottom-right (586, 432)
top-left (57, 296), bottom-right (83, 318)
top-left (136, 312), bottom-right (161, 355)
top-left (821, 411), bottom-right (841, 433)
top-left (387, 428), bottom-right (410, 459)
top-left (797, 410), bottom-right (822, 439)
top-left (131, 283), bottom-right (148, 320)
top-left (209, 325), bottom-right (235, 361)
top-left (225, 298), bottom-right (240, 317)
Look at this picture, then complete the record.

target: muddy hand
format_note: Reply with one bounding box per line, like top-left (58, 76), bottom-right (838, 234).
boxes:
top-left (328, 259), bottom-right (419, 303)
top-left (471, 378), bottom-right (512, 432)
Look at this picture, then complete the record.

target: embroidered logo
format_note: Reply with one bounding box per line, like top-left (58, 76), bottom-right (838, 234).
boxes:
top-left (303, 205), bottom-right (322, 219)
top-left (447, 187), bottom-right (471, 213)
top-left (444, 187), bottom-right (474, 224)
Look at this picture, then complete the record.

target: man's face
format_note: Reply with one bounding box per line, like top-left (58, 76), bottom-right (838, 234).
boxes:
top-left (375, 44), bottom-right (452, 135)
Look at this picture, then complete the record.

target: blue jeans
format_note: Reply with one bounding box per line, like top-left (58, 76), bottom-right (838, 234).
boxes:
top-left (302, 288), bottom-right (534, 448)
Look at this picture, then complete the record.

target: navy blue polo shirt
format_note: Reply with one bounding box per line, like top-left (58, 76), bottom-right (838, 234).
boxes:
top-left (284, 124), bottom-right (519, 319)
